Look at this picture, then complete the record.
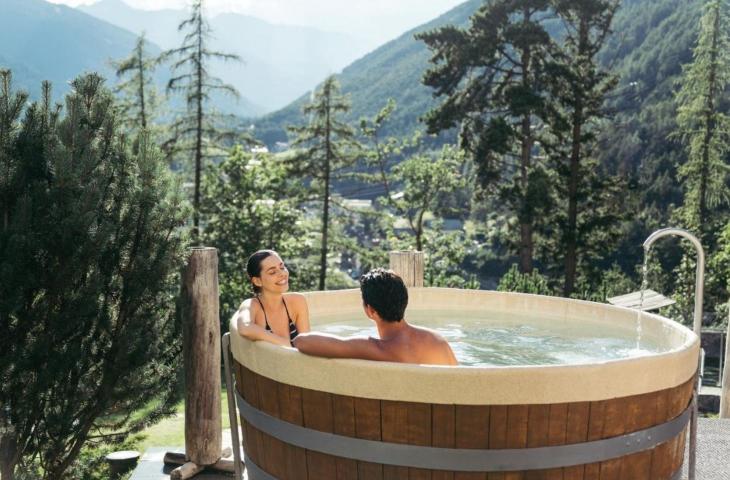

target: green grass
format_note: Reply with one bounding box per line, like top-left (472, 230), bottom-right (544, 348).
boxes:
top-left (135, 388), bottom-right (232, 452)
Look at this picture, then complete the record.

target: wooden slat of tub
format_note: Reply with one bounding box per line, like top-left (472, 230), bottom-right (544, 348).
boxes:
top-left (456, 405), bottom-right (489, 480)
top-left (649, 387), bottom-right (672, 479)
top-left (487, 405), bottom-right (507, 480)
top-left (240, 366), bottom-right (264, 470)
top-left (233, 364), bottom-right (255, 468)
top-left (277, 383), bottom-right (307, 480)
top-left (354, 397), bottom-right (383, 480)
top-left (545, 403), bottom-right (567, 480)
top-left (617, 392), bottom-right (654, 479)
top-left (333, 394), bottom-right (358, 480)
top-left (256, 374), bottom-right (288, 479)
top-left (407, 402), bottom-right (432, 480)
top-left (598, 396), bottom-right (628, 480)
top-left (503, 405), bottom-right (528, 480)
top-left (432, 404), bottom-right (455, 480)
top-left (563, 402), bottom-right (589, 480)
top-left (525, 404), bottom-right (550, 480)
top-left (582, 400), bottom-right (606, 479)
top-left (382, 400), bottom-right (410, 480)
top-left (302, 388), bottom-right (337, 479)
top-left (670, 377), bottom-right (694, 475)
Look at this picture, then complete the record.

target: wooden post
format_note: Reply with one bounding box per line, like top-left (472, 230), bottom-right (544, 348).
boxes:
top-left (181, 247), bottom-right (221, 465)
top-left (389, 250), bottom-right (424, 287)
top-left (721, 305), bottom-right (730, 419)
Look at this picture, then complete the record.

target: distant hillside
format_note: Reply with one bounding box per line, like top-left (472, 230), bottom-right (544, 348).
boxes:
top-left (253, 0), bottom-right (705, 168)
top-left (0, 0), bottom-right (154, 100)
top-left (0, 0), bottom-right (267, 116)
top-left (252, 0), bottom-right (482, 147)
top-left (79, 0), bottom-right (371, 113)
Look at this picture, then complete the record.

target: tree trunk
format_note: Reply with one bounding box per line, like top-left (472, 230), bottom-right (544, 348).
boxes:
top-left (563, 18), bottom-right (588, 297)
top-left (519, 112), bottom-right (534, 274)
top-left (319, 93), bottom-right (332, 291)
top-left (0, 434), bottom-right (18, 480)
top-left (137, 43), bottom-right (147, 130)
top-left (518, 7), bottom-right (534, 274)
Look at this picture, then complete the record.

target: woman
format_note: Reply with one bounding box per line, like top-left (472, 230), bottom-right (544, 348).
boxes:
top-left (234, 250), bottom-right (310, 346)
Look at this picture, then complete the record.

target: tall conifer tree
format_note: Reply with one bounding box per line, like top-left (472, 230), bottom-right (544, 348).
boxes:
top-left (548, 0), bottom-right (621, 295)
top-left (113, 33), bottom-right (158, 132)
top-left (673, 0), bottom-right (730, 244)
top-left (418, 0), bottom-right (554, 273)
top-left (161, 0), bottom-right (240, 240)
top-left (288, 75), bottom-right (358, 290)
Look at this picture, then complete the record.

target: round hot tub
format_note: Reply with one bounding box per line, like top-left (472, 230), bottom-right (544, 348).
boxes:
top-left (228, 288), bottom-right (699, 480)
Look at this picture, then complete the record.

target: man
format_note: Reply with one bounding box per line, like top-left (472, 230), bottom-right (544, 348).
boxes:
top-left (293, 268), bottom-right (458, 366)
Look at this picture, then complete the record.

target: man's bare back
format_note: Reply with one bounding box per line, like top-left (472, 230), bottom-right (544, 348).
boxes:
top-left (293, 269), bottom-right (458, 366)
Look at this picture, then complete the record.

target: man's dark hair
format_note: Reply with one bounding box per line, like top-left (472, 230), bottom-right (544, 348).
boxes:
top-left (359, 268), bottom-right (408, 322)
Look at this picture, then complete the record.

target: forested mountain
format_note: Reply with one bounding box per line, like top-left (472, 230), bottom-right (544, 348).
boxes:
top-left (597, 0), bottom-right (704, 212)
top-left (254, 0), bottom-right (704, 187)
top-left (0, 0), bottom-right (157, 100)
top-left (252, 0), bottom-right (482, 146)
top-left (79, 0), bottom-right (370, 113)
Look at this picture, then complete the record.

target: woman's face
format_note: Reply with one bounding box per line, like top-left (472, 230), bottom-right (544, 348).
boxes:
top-left (253, 254), bottom-right (289, 294)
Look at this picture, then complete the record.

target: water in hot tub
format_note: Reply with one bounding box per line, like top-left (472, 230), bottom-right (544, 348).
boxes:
top-left (313, 309), bottom-right (668, 366)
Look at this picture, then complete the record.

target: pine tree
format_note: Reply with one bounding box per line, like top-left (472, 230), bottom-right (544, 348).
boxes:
top-left (161, 0), bottom-right (240, 240)
top-left (0, 73), bottom-right (188, 479)
top-left (547, 0), bottom-right (622, 296)
top-left (288, 75), bottom-right (359, 290)
top-left (113, 33), bottom-right (158, 133)
top-left (673, 0), bottom-right (730, 243)
top-left (418, 0), bottom-right (555, 273)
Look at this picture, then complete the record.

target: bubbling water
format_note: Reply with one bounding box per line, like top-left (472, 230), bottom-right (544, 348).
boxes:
top-left (314, 310), bottom-right (667, 367)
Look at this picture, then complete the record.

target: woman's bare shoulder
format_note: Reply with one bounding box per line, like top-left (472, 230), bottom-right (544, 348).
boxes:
top-left (284, 292), bottom-right (308, 305)
top-left (238, 297), bottom-right (262, 314)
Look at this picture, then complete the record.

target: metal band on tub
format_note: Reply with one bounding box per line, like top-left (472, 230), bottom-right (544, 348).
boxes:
top-left (235, 390), bottom-right (691, 473)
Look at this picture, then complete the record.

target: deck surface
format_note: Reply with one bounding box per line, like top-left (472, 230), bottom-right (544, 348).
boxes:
top-left (130, 420), bottom-right (730, 479)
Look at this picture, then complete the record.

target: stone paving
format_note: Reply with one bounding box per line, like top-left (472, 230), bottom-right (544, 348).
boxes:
top-left (130, 421), bottom-right (729, 480)
top-left (681, 418), bottom-right (730, 480)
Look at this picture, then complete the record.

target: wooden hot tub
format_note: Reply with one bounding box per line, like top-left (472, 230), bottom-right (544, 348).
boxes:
top-left (226, 288), bottom-right (699, 479)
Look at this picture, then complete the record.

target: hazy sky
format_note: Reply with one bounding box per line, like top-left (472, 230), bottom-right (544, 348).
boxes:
top-left (49, 0), bottom-right (467, 45)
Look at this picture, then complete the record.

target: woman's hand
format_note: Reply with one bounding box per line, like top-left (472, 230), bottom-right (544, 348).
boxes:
top-left (233, 299), bottom-right (292, 347)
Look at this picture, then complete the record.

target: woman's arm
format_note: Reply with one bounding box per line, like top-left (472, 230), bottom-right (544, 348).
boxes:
top-left (233, 299), bottom-right (292, 347)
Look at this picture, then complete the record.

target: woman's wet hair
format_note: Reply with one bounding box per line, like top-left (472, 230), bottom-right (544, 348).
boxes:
top-left (359, 268), bottom-right (408, 322)
top-left (246, 249), bottom-right (278, 294)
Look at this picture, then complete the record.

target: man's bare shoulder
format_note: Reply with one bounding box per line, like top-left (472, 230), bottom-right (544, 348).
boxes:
top-left (410, 324), bottom-right (449, 343)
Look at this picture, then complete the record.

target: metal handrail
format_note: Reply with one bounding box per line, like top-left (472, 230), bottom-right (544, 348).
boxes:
top-left (643, 227), bottom-right (704, 480)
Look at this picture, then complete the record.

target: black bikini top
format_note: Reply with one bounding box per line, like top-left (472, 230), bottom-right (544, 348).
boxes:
top-left (256, 296), bottom-right (299, 341)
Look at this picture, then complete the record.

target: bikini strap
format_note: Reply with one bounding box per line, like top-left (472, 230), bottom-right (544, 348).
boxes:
top-left (282, 297), bottom-right (293, 323)
top-left (255, 296), bottom-right (271, 330)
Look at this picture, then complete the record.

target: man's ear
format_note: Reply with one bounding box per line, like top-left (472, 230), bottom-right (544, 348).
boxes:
top-left (363, 303), bottom-right (375, 319)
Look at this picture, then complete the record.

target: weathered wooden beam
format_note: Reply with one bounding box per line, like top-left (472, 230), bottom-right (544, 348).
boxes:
top-left (164, 451), bottom-right (238, 475)
top-left (389, 250), bottom-right (424, 287)
top-left (181, 247), bottom-right (222, 465)
top-left (169, 461), bottom-right (205, 480)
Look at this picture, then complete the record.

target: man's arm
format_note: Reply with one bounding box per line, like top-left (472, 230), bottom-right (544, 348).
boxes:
top-left (293, 333), bottom-right (389, 361)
